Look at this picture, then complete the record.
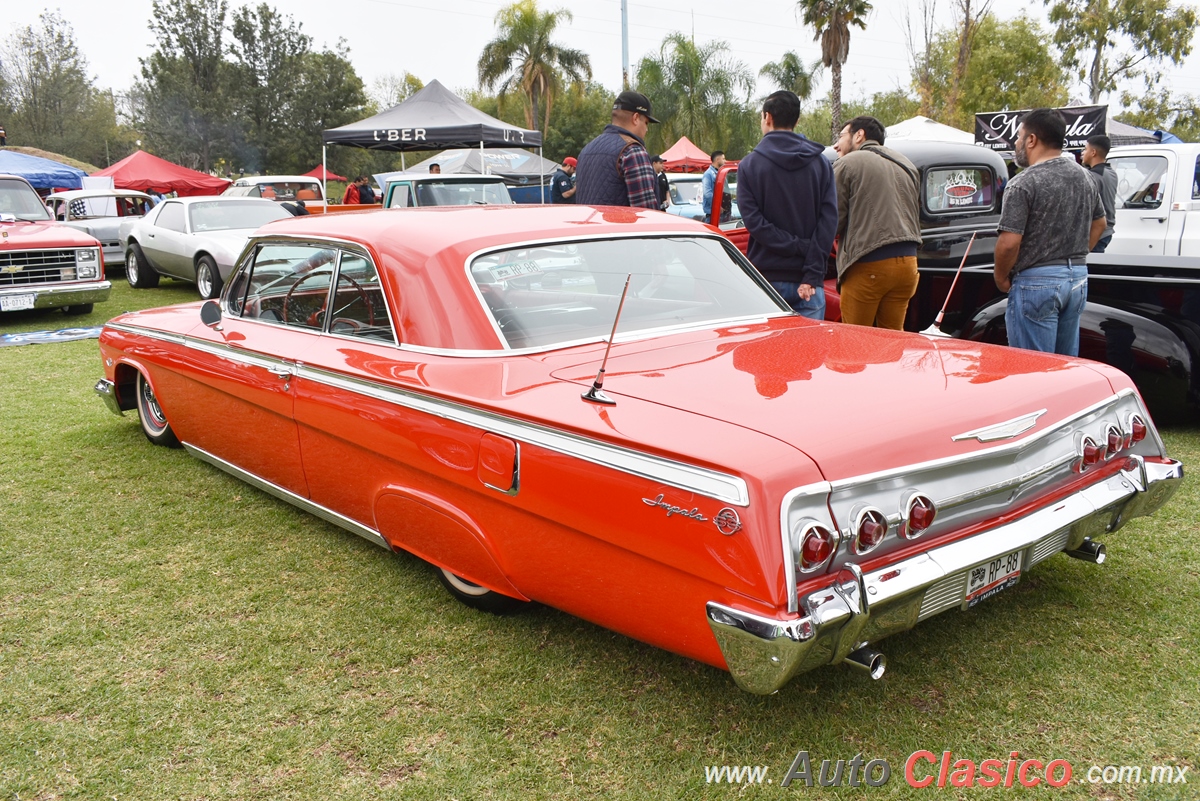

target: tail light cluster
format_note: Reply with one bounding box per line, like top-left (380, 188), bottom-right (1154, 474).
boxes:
top-left (1077, 415), bottom-right (1147, 472)
top-left (797, 521), bottom-right (838, 573)
top-left (796, 493), bottom-right (941, 573)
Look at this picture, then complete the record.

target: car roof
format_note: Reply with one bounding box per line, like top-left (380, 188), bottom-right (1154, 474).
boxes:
top-left (886, 140), bottom-right (1008, 172)
top-left (232, 175), bottom-right (320, 185)
top-left (385, 173), bottom-right (508, 182)
top-left (165, 196), bottom-right (284, 206)
top-left (47, 189), bottom-right (153, 200)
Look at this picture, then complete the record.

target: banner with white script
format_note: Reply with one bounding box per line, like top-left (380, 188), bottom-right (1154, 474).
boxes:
top-left (974, 105), bottom-right (1107, 151)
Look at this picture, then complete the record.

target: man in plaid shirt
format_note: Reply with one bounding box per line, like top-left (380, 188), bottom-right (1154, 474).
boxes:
top-left (575, 91), bottom-right (661, 210)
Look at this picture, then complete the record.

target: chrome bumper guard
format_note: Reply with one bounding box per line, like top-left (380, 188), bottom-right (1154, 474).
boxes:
top-left (94, 378), bottom-right (123, 417)
top-left (0, 280), bottom-right (111, 309)
top-left (708, 456), bottom-right (1183, 694)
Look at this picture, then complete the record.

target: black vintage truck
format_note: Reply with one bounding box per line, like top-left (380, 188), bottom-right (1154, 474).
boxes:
top-left (705, 140), bottom-right (1200, 422)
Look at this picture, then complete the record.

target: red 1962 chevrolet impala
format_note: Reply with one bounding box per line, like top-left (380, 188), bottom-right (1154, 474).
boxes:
top-left (94, 204), bottom-right (1182, 694)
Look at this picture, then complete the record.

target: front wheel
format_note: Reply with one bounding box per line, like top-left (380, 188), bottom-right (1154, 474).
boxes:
top-left (436, 567), bottom-right (526, 615)
top-left (136, 372), bottom-right (181, 448)
top-left (126, 244), bottom-right (159, 288)
top-left (195, 255), bottom-right (222, 300)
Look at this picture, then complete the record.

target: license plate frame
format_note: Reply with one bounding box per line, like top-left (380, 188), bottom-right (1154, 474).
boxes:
top-left (964, 549), bottom-right (1023, 608)
top-left (0, 293), bottom-right (37, 312)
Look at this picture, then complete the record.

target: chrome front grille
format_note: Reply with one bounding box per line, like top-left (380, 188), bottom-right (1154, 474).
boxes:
top-left (0, 249), bottom-right (77, 285)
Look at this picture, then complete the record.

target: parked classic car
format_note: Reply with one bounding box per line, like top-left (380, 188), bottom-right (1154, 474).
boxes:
top-left (1, 174), bottom-right (110, 315)
top-left (122, 196), bottom-right (293, 299)
top-left (94, 205), bottom-right (1182, 694)
top-left (377, 173), bottom-right (513, 208)
top-left (666, 171), bottom-right (742, 228)
top-left (45, 188), bottom-right (155, 268)
top-left (223, 175), bottom-right (327, 208)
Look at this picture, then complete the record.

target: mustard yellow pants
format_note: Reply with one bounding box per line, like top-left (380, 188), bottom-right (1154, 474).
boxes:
top-left (839, 255), bottom-right (919, 330)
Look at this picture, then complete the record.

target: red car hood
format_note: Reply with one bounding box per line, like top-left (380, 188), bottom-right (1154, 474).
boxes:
top-left (547, 319), bottom-right (1118, 481)
top-left (0, 219), bottom-right (99, 249)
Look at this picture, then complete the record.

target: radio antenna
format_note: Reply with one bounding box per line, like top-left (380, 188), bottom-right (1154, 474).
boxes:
top-left (921, 232), bottom-right (976, 337)
top-left (582, 273), bottom-right (632, 405)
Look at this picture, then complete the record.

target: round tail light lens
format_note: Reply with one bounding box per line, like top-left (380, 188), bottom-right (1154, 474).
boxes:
top-left (1081, 436), bottom-right (1105, 467)
top-left (798, 523), bottom-right (836, 572)
top-left (1130, 415), bottom-right (1147, 443)
top-left (854, 509), bottom-right (888, 554)
top-left (904, 495), bottom-right (936, 538)
top-left (1106, 425), bottom-right (1123, 456)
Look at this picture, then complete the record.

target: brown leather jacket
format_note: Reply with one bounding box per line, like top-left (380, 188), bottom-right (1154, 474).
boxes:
top-left (832, 141), bottom-right (922, 281)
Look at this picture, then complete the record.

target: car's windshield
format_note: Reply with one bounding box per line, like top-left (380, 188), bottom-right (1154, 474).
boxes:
top-left (225, 181), bottom-right (323, 202)
top-left (470, 235), bottom-right (786, 350)
top-left (669, 177), bottom-right (702, 205)
top-left (0, 179), bottom-right (52, 222)
top-left (189, 200), bottom-right (292, 232)
top-left (412, 180), bottom-right (512, 207)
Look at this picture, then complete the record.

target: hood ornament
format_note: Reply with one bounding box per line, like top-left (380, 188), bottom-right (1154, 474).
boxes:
top-left (952, 409), bottom-right (1046, 443)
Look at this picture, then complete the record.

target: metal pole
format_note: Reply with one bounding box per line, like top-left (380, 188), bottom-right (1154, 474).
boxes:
top-left (621, 0), bottom-right (630, 89)
top-left (539, 146), bottom-right (545, 204)
top-left (321, 144), bottom-right (327, 204)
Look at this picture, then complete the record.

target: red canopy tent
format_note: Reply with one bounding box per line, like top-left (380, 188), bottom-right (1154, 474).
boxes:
top-left (92, 150), bottom-right (230, 197)
top-left (302, 164), bottom-right (347, 182)
top-left (660, 136), bottom-right (711, 173)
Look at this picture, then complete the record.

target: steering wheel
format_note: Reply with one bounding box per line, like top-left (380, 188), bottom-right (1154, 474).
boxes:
top-left (328, 275), bottom-right (374, 328)
top-left (282, 271), bottom-right (331, 327)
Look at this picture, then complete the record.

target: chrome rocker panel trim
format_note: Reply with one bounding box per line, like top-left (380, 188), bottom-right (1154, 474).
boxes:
top-left (183, 443), bottom-right (392, 551)
top-left (0, 280), bottom-right (111, 309)
top-left (709, 456), bottom-right (1183, 694)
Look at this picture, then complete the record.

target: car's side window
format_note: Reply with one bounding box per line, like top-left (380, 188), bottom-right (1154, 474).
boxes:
top-left (156, 202), bottom-right (187, 232)
top-left (229, 243), bottom-right (337, 331)
top-left (388, 184), bottom-right (411, 208)
top-left (1111, 155), bottom-right (1169, 209)
top-left (328, 252), bottom-right (396, 343)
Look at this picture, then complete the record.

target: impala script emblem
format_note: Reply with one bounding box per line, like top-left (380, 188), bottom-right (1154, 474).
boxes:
top-left (642, 494), bottom-right (707, 522)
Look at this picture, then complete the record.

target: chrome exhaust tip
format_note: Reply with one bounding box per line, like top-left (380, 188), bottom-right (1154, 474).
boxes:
top-left (844, 646), bottom-right (886, 680)
top-left (1065, 539), bottom-right (1106, 564)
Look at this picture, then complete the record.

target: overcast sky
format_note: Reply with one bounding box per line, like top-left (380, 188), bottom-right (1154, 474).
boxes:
top-left (5, 0), bottom-right (1200, 118)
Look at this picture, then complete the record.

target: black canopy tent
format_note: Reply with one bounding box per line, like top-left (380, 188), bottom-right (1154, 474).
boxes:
top-left (322, 80), bottom-right (545, 201)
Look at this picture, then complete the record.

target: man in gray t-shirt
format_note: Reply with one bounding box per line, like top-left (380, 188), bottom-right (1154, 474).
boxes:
top-left (994, 108), bottom-right (1106, 356)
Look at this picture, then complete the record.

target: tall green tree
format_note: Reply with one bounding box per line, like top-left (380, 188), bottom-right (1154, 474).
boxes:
top-left (759, 51), bottom-right (822, 103)
top-left (920, 13), bottom-right (1068, 130)
top-left (370, 72), bottom-right (424, 111)
top-left (284, 44), bottom-right (370, 176)
top-left (135, 0), bottom-right (232, 171)
top-left (796, 0), bottom-right (872, 140)
top-left (1045, 0), bottom-right (1197, 103)
top-left (634, 33), bottom-right (756, 157)
top-left (1118, 86), bottom-right (1200, 143)
top-left (229, 3), bottom-right (311, 173)
top-left (477, 0), bottom-right (592, 133)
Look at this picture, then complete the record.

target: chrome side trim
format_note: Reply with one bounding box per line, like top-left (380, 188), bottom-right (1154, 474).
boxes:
top-left (183, 443), bottom-right (391, 550)
top-left (103, 322), bottom-right (751, 506)
top-left (778, 481), bottom-right (834, 614)
top-left (105, 322), bottom-right (186, 346)
top-left (299, 364), bottom-right (750, 506)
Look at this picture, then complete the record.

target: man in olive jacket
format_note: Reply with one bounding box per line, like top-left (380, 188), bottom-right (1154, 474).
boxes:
top-left (832, 116), bottom-right (922, 329)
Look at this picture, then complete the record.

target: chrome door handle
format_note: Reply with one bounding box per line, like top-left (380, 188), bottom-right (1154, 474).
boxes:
top-left (267, 365), bottom-right (293, 379)
top-left (1139, 215), bottom-right (1166, 222)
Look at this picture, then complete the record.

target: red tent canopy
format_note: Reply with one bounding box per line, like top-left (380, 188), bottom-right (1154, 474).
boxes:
top-left (92, 150), bottom-right (230, 197)
top-left (303, 165), bottom-right (347, 182)
top-left (660, 136), bottom-right (711, 173)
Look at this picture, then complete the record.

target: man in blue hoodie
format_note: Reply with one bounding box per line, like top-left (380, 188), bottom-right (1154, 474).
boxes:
top-left (736, 91), bottom-right (838, 320)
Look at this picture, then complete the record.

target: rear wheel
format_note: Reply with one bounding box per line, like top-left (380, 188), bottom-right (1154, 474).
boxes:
top-left (126, 243), bottom-right (159, 288)
top-left (136, 372), bottom-right (181, 448)
top-left (436, 567), bottom-right (526, 615)
top-left (62, 304), bottom-right (93, 316)
top-left (195, 255), bottom-right (222, 299)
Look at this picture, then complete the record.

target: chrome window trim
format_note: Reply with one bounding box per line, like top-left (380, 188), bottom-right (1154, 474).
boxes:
top-left (461, 230), bottom-right (789, 352)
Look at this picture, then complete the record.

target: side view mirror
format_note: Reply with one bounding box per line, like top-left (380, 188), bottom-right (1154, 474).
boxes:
top-left (200, 299), bottom-right (223, 329)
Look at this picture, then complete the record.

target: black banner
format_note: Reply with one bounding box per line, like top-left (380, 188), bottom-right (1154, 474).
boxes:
top-left (974, 105), bottom-right (1107, 151)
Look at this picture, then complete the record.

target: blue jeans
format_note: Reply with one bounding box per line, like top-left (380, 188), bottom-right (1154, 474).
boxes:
top-left (1005, 264), bottom-right (1088, 356)
top-left (771, 280), bottom-right (826, 321)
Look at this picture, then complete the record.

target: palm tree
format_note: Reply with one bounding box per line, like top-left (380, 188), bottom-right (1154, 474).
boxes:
top-left (477, 0), bottom-right (592, 133)
top-left (796, 0), bottom-right (872, 141)
top-left (759, 51), bottom-right (823, 103)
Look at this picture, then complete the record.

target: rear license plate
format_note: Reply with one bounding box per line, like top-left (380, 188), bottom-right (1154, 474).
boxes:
top-left (0, 294), bottom-right (36, 312)
top-left (965, 550), bottom-right (1022, 608)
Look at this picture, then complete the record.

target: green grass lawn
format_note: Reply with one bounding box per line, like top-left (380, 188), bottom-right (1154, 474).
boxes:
top-left (2, 280), bottom-right (1198, 799)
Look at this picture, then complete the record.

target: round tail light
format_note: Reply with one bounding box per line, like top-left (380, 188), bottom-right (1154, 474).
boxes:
top-left (1106, 425), bottom-right (1123, 457)
top-left (854, 508), bottom-right (888, 554)
top-left (798, 523), bottom-right (836, 572)
top-left (904, 495), bottom-right (936, 538)
top-left (1129, 415), bottom-right (1147, 443)
top-left (1081, 436), bottom-right (1105, 467)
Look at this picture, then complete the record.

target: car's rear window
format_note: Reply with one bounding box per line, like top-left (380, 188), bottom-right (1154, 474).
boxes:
top-left (924, 167), bottom-right (997, 213)
top-left (189, 200), bottom-right (292, 232)
top-left (469, 235), bottom-right (786, 350)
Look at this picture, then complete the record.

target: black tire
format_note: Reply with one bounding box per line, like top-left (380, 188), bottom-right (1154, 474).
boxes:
top-left (62, 303), bottom-right (93, 316)
top-left (135, 372), bottom-right (181, 448)
top-left (126, 243), bottom-right (159, 288)
top-left (436, 567), bottom-right (527, 615)
top-left (195, 255), bottom-right (222, 300)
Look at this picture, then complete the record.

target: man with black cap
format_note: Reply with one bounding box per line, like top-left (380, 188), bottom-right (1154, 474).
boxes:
top-left (575, 90), bottom-right (660, 209)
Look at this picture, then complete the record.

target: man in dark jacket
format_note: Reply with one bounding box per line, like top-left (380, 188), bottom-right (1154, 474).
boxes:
top-left (550, 157), bottom-right (577, 203)
top-left (1082, 134), bottom-right (1117, 252)
top-left (737, 90), bottom-right (837, 320)
top-left (575, 91), bottom-right (660, 209)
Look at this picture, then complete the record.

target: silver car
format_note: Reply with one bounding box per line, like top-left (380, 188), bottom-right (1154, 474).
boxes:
top-left (123, 197), bottom-right (292, 299)
top-left (45, 189), bottom-right (155, 269)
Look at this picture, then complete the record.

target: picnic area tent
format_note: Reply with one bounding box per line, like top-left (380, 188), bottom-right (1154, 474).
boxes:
top-left (887, 116), bottom-right (975, 145)
top-left (660, 136), bottom-right (710, 172)
top-left (404, 148), bottom-right (558, 182)
top-left (92, 150), bottom-right (230, 197)
top-left (0, 149), bottom-right (87, 190)
top-left (302, 164), bottom-right (346, 182)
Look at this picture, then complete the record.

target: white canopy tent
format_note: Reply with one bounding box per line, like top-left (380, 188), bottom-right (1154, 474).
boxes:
top-left (886, 116), bottom-right (975, 145)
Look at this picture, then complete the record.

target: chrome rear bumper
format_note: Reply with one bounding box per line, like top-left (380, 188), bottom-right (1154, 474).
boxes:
top-left (708, 456), bottom-right (1183, 694)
